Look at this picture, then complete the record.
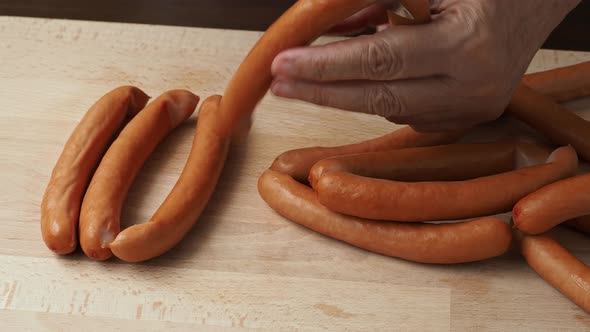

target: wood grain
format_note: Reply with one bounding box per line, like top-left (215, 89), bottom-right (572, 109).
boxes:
top-left (1, 16), bottom-right (590, 331)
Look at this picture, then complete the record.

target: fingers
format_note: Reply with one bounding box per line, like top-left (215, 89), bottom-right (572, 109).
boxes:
top-left (271, 76), bottom-right (459, 120)
top-left (271, 20), bottom-right (450, 83)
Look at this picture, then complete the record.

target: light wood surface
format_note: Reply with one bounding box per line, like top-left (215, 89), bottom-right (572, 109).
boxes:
top-left (1, 16), bottom-right (590, 331)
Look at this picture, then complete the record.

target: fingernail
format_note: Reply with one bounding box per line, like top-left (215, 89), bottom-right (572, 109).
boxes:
top-left (271, 80), bottom-right (294, 97)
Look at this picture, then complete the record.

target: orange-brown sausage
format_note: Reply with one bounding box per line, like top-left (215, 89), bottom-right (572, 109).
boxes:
top-left (258, 170), bottom-right (512, 264)
top-left (271, 127), bottom-right (466, 183)
top-left (109, 96), bottom-right (230, 262)
top-left (309, 142), bottom-right (521, 188)
top-left (518, 231), bottom-right (590, 314)
top-left (513, 173), bottom-right (590, 235)
top-left (313, 145), bottom-right (578, 222)
top-left (79, 90), bottom-right (199, 260)
top-left (41, 86), bottom-right (150, 255)
top-left (507, 84), bottom-right (590, 161)
top-left (217, 0), bottom-right (431, 137)
top-left (523, 61), bottom-right (590, 103)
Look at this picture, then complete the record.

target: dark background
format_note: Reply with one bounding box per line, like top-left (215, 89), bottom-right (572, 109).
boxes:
top-left (1, 0), bottom-right (588, 51)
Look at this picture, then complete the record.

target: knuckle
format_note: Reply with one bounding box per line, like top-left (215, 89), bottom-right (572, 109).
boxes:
top-left (361, 36), bottom-right (402, 80)
top-left (366, 84), bottom-right (403, 118)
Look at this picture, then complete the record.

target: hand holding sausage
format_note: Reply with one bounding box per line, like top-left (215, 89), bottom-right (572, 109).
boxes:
top-left (271, 0), bottom-right (581, 132)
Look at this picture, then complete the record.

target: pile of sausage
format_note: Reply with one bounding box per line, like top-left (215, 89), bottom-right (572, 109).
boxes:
top-left (41, 91), bottom-right (230, 262)
top-left (40, 0), bottom-right (590, 314)
top-left (259, 61), bottom-right (590, 313)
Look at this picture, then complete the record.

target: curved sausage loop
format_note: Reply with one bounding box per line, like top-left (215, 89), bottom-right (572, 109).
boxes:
top-left (523, 61), bottom-right (590, 103)
top-left (109, 96), bottom-right (230, 262)
top-left (311, 144), bottom-right (578, 222)
top-left (41, 86), bottom-right (150, 255)
top-left (216, 0), bottom-right (431, 138)
top-left (79, 90), bottom-right (200, 260)
top-left (507, 84), bottom-right (590, 161)
top-left (271, 126), bottom-right (467, 183)
top-left (513, 173), bottom-right (590, 235)
top-left (259, 170), bottom-right (512, 264)
top-left (518, 231), bottom-right (590, 314)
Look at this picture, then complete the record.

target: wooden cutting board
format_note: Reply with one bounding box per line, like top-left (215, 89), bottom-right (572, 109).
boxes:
top-left (1, 16), bottom-right (590, 331)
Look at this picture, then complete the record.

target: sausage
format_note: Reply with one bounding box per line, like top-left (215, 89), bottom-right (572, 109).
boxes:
top-left (258, 170), bottom-right (512, 264)
top-left (507, 84), bottom-right (590, 161)
top-left (109, 96), bottom-right (230, 262)
top-left (513, 173), bottom-right (590, 235)
top-left (312, 145), bottom-right (578, 222)
top-left (523, 61), bottom-right (590, 103)
top-left (271, 127), bottom-right (467, 183)
top-left (41, 86), bottom-right (150, 255)
top-left (217, 0), bottom-right (431, 137)
top-left (79, 90), bottom-right (199, 260)
top-left (518, 231), bottom-right (590, 314)
top-left (565, 216), bottom-right (590, 235)
top-left (309, 142), bottom-right (523, 188)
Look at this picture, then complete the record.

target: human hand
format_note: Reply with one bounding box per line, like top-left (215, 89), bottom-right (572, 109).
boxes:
top-left (271, 0), bottom-right (581, 131)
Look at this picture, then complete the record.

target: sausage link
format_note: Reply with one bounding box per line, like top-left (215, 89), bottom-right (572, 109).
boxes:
top-left (507, 84), bottom-right (590, 161)
top-left (308, 142), bottom-right (518, 188)
top-left (258, 170), bottom-right (512, 264)
top-left (523, 61), bottom-right (590, 103)
top-left (41, 86), bottom-right (150, 255)
top-left (313, 145), bottom-right (578, 222)
top-left (518, 231), bottom-right (590, 314)
top-left (217, 0), bottom-right (430, 137)
top-left (109, 96), bottom-right (230, 262)
top-left (514, 173), bottom-right (590, 234)
top-left (79, 90), bottom-right (199, 260)
top-left (271, 127), bottom-right (466, 183)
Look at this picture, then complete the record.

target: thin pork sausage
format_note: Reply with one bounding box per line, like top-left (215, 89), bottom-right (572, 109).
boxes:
top-left (519, 231), bottom-right (590, 314)
top-left (271, 127), bottom-right (466, 183)
top-left (313, 146), bottom-right (578, 222)
top-left (507, 84), bottom-right (590, 161)
top-left (109, 96), bottom-right (231, 262)
top-left (258, 170), bottom-right (512, 264)
top-left (79, 90), bottom-right (199, 260)
top-left (41, 86), bottom-right (150, 255)
top-left (309, 142), bottom-right (523, 188)
top-left (513, 173), bottom-right (590, 234)
top-left (523, 61), bottom-right (590, 103)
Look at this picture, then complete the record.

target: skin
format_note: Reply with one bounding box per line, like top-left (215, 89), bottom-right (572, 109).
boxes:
top-left (216, 0), bottom-right (430, 138)
top-left (41, 86), bottom-right (150, 255)
top-left (271, 0), bottom-right (582, 131)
